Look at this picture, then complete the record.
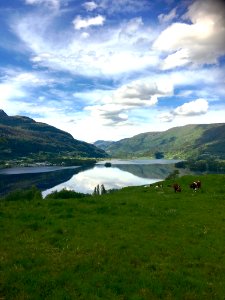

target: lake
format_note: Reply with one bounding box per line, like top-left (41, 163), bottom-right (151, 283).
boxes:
top-left (0, 159), bottom-right (182, 197)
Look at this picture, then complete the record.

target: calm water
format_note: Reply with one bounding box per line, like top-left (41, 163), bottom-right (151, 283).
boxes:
top-left (0, 160), bottom-right (180, 197)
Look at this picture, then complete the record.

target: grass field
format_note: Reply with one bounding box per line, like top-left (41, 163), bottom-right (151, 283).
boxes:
top-left (1, 174), bottom-right (225, 299)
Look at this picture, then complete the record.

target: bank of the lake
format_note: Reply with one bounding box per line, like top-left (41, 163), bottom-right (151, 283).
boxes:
top-left (96, 159), bottom-right (182, 165)
top-left (1, 174), bottom-right (225, 299)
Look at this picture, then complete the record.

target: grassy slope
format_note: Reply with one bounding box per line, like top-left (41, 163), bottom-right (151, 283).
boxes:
top-left (1, 174), bottom-right (225, 299)
top-left (105, 124), bottom-right (225, 159)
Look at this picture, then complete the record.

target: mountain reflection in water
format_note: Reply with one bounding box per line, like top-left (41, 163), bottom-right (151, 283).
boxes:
top-left (0, 160), bottom-right (178, 197)
top-left (42, 163), bottom-right (174, 197)
top-left (0, 166), bottom-right (91, 197)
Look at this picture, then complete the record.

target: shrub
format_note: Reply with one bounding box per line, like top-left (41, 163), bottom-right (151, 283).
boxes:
top-left (166, 169), bottom-right (180, 180)
top-left (175, 161), bottom-right (187, 168)
top-left (154, 151), bottom-right (164, 159)
top-left (3, 186), bottom-right (42, 201)
top-left (45, 188), bottom-right (88, 199)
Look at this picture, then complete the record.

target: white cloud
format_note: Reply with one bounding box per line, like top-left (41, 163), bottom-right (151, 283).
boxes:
top-left (13, 13), bottom-right (157, 77)
top-left (83, 1), bottom-right (98, 11)
top-left (0, 69), bottom-right (59, 117)
top-left (113, 79), bottom-right (173, 106)
top-left (14, 72), bottom-right (55, 86)
top-left (153, 0), bottom-right (225, 69)
top-left (0, 84), bottom-right (25, 103)
top-left (83, 78), bottom-right (174, 125)
top-left (1, 0), bottom-right (224, 144)
top-left (85, 103), bottom-right (129, 125)
top-left (72, 15), bottom-right (105, 30)
top-left (159, 98), bottom-right (209, 123)
top-left (174, 98), bottom-right (209, 116)
top-left (158, 8), bottom-right (177, 23)
top-left (45, 99), bottom-right (223, 142)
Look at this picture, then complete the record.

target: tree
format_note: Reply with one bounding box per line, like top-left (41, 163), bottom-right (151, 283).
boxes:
top-left (96, 184), bottom-right (100, 195)
top-left (93, 184), bottom-right (100, 195)
top-left (101, 184), bottom-right (107, 194)
top-left (155, 151), bottom-right (164, 159)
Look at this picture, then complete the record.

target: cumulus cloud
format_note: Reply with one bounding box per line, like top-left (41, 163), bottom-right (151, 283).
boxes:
top-left (113, 79), bottom-right (173, 106)
top-left (153, 0), bottom-right (225, 69)
top-left (85, 103), bottom-right (129, 125)
top-left (84, 78), bottom-right (174, 125)
top-left (83, 1), bottom-right (98, 11)
top-left (174, 98), bottom-right (209, 116)
top-left (159, 98), bottom-right (209, 123)
top-left (72, 15), bottom-right (105, 30)
top-left (2, 0), bottom-right (225, 143)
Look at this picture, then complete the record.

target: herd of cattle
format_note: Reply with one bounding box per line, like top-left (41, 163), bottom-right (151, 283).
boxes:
top-left (152, 180), bottom-right (202, 192)
top-left (173, 180), bottom-right (201, 192)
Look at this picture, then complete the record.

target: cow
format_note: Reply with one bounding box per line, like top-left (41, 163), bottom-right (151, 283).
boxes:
top-left (173, 183), bottom-right (181, 192)
top-left (190, 180), bottom-right (201, 191)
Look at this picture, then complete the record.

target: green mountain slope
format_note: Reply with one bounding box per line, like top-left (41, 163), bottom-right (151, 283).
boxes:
top-left (94, 140), bottom-right (115, 150)
top-left (0, 110), bottom-right (107, 159)
top-left (98, 124), bottom-right (225, 159)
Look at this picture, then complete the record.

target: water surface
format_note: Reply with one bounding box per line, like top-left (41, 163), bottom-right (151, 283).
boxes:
top-left (42, 165), bottom-right (161, 197)
top-left (0, 159), bottom-right (179, 197)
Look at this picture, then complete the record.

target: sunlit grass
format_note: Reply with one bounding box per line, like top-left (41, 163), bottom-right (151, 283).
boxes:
top-left (1, 174), bottom-right (225, 299)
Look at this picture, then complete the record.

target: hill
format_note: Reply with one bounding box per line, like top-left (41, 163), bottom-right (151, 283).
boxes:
top-left (1, 174), bottom-right (225, 299)
top-left (95, 123), bottom-right (225, 159)
top-left (94, 140), bottom-right (115, 150)
top-left (0, 110), bottom-right (107, 160)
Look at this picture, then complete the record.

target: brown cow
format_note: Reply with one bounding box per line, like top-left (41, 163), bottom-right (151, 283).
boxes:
top-left (173, 183), bottom-right (181, 192)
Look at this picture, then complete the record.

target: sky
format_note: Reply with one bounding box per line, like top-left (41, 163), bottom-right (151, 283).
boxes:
top-left (0, 0), bottom-right (225, 143)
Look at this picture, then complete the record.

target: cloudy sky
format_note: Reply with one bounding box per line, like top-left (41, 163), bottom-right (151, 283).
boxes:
top-left (0, 0), bottom-right (225, 142)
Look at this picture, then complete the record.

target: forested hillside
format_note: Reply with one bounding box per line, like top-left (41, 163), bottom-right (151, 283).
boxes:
top-left (0, 110), bottom-right (107, 160)
top-left (95, 124), bottom-right (225, 159)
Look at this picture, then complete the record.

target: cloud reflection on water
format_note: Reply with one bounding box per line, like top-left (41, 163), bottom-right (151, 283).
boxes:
top-left (42, 166), bottom-right (160, 197)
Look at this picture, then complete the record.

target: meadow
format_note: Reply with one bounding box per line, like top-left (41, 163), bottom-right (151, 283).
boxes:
top-left (1, 174), bottom-right (225, 299)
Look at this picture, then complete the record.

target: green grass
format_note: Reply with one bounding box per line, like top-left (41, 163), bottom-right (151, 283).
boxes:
top-left (1, 174), bottom-right (225, 299)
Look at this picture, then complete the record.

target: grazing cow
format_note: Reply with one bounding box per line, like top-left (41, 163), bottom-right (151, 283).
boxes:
top-left (190, 180), bottom-right (201, 191)
top-left (173, 183), bottom-right (181, 192)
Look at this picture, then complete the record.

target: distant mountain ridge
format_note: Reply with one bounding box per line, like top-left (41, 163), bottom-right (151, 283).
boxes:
top-left (0, 110), bottom-right (107, 159)
top-left (94, 124), bottom-right (225, 159)
top-left (94, 140), bottom-right (115, 150)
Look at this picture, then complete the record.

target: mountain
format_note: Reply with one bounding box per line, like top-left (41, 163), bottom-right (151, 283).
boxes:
top-left (93, 140), bottom-right (115, 150)
top-left (95, 124), bottom-right (225, 159)
top-left (0, 110), bottom-right (107, 159)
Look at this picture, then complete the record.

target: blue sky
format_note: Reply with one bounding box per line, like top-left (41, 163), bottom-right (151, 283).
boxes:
top-left (0, 0), bottom-right (225, 142)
